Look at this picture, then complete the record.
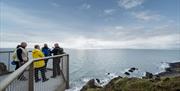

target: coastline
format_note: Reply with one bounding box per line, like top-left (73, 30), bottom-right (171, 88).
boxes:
top-left (80, 62), bottom-right (180, 91)
top-left (157, 62), bottom-right (180, 77)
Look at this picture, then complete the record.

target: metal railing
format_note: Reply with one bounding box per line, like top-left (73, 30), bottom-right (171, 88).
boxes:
top-left (0, 54), bottom-right (69, 91)
top-left (0, 51), bottom-right (32, 72)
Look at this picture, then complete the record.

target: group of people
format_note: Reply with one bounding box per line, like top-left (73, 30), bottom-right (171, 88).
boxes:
top-left (12, 42), bottom-right (65, 82)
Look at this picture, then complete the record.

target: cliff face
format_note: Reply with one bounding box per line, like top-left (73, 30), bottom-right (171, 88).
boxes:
top-left (81, 76), bottom-right (180, 91)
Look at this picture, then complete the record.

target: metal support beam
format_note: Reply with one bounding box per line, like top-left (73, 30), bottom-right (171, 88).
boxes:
top-left (66, 55), bottom-right (69, 89)
top-left (29, 63), bottom-right (34, 91)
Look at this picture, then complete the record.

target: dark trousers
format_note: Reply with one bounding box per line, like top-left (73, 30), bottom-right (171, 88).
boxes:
top-left (52, 58), bottom-right (61, 77)
top-left (16, 62), bottom-right (26, 80)
top-left (14, 61), bottom-right (20, 70)
top-left (34, 67), bottom-right (46, 81)
top-left (44, 59), bottom-right (48, 68)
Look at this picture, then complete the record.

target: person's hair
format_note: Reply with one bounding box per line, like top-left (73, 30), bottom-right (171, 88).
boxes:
top-left (21, 42), bottom-right (27, 45)
top-left (54, 43), bottom-right (59, 47)
top-left (34, 45), bottom-right (39, 49)
top-left (16, 45), bottom-right (21, 48)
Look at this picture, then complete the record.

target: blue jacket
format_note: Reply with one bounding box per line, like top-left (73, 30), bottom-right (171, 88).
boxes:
top-left (42, 47), bottom-right (51, 57)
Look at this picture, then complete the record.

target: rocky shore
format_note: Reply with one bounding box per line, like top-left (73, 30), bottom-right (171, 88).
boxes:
top-left (0, 62), bottom-right (9, 76)
top-left (158, 62), bottom-right (180, 77)
top-left (80, 62), bottom-right (180, 91)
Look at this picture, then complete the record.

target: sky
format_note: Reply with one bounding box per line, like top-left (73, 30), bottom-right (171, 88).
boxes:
top-left (0, 0), bottom-right (180, 49)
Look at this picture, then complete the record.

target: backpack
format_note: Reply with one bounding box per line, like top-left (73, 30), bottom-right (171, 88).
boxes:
top-left (12, 50), bottom-right (17, 61)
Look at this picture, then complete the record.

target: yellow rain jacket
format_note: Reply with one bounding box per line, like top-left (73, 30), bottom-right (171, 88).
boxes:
top-left (32, 49), bottom-right (45, 68)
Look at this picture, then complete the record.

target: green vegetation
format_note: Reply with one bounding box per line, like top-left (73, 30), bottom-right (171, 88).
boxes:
top-left (82, 76), bottom-right (180, 91)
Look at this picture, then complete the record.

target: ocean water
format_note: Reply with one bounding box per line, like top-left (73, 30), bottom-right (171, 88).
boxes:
top-left (0, 48), bottom-right (180, 91)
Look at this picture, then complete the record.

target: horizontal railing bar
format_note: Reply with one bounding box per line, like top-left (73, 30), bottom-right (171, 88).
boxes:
top-left (33, 54), bottom-right (68, 61)
top-left (0, 51), bottom-right (32, 53)
top-left (0, 54), bottom-right (68, 91)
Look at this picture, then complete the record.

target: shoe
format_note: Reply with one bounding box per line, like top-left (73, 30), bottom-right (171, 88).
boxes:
top-left (51, 76), bottom-right (56, 78)
top-left (57, 73), bottom-right (61, 76)
top-left (42, 78), bottom-right (49, 82)
top-left (35, 78), bottom-right (41, 83)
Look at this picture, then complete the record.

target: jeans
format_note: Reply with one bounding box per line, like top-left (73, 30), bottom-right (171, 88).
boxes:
top-left (52, 57), bottom-right (61, 77)
top-left (34, 67), bottom-right (46, 81)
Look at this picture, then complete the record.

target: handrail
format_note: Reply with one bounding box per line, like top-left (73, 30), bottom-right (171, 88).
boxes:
top-left (0, 50), bottom-right (32, 71)
top-left (0, 50), bottom-right (32, 53)
top-left (0, 54), bottom-right (69, 91)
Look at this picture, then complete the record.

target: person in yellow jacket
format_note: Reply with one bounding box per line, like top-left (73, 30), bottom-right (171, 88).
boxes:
top-left (32, 45), bottom-right (49, 82)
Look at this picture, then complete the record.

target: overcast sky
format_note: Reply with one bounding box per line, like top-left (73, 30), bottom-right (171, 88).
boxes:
top-left (0, 0), bottom-right (180, 49)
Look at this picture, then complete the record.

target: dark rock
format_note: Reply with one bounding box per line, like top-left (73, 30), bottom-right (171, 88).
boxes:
top-left (0, 62), bottom-right (8, 75)
top-left (80, 79), bottom-right (102, 91)
top-left (107, 73), bottom-right (110, 75)
top-left (145, 72), bottom-right (153, 79)
top-left (128, 69), bottom-right (133, 72)
top-left (130, 67), bottom-right (138, 71)
top-left (154, 75), bottom-right (161, 81)
top-left (165, 68), bottom-right (172, 72)
top-left (124, 72), bottom-right (130, 75)
top-left (169, 62), bottom-right (180, 68)
top-left (128, 67), bottom-right (138, 73)
top-left (96, 79), bottom-right (100, 84)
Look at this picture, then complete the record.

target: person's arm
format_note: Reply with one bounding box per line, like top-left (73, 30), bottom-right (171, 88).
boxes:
top-left (48, 48), bottom-right (52, 56)
top-left (17, 49), bottom-right (23, 62)
top-left (60, 48), bottom-right (65, 54)
top-left (51, 49), bottom-right (54, 53)
top-left (39, 51), bottom-right (45, 57)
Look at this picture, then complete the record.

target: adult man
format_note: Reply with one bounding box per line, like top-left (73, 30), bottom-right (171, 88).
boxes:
top-left (41, 44), bottom-right (51, 70)
top-left (32, 45), bottom-right (49, 82)
top-left (16, 42), bottom-right (28, 80)
top-left (51, 43), bottom-right (64, 78)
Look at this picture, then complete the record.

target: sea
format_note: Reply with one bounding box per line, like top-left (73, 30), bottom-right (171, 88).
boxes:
top-left (0, 48), bottom-right (180, 91)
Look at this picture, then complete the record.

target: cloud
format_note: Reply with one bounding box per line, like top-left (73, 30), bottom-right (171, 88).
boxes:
top-left (118, 0), bottom-right (144, 9)
top-left (51, 2), bottom-right (60, 7)
top-left (115, 26), bottom-right (124, 30)
top-left (0, 3), bottom-right (79, 47)
top-left (81, 3), bottom-right (91, 9)
top-left (0, 2), bottom-right (179, 49)
top-left (53, 34), bottom-right (180, 49)
top-left (104, 9), bottom-right (116, 15)
top-left (131, 11), bottom-right (161, 21)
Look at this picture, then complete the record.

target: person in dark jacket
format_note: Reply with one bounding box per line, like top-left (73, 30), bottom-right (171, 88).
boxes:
top-left (41, 44), bottom-right (51, 70)
top-left (16, 42), bottom-right (28, 80)
top-left (13, 45), bottom-right (21, 70)
top-left (51, 43), bottom-right (64, 78)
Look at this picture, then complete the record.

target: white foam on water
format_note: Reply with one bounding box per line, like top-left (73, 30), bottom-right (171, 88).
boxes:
top-left (100, 73), bottom-right (118, 86)
top-left (155, 62), bottom-right (170, 74)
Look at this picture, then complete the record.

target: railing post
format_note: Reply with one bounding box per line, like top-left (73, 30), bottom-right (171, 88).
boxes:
top-left (66, 54), bottom-right (69, 89)
top-left (29, 63), bottom-right (34, 91)
top-left (8, 52), bottom-right (11, 71)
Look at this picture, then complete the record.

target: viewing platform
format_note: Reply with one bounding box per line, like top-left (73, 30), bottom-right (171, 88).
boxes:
top-left (0, 51), bottom-right (69, 91)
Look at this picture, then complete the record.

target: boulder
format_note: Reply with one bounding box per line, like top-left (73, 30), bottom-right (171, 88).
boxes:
top-left (80, 79), bottom-right (102, 91)
top-left (124, 72), bottom-right (130, 76)
top-left (144, 72), bottom-right (153, 79)
top-left (128, 67), bottom-right (138, 73)
top-left (0, 62), bottom-right (8, 75)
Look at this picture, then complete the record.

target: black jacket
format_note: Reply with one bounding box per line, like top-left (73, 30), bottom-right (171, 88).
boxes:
top-left (51, 47), bottom-right (64, 55)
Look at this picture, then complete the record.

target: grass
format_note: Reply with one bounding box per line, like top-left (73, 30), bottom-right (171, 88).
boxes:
top-left (82, 76), bottom-right (180, 91)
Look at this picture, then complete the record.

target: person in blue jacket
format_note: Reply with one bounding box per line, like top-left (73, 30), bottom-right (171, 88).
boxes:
top-left (41, 44), bottom-right (51, 71)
